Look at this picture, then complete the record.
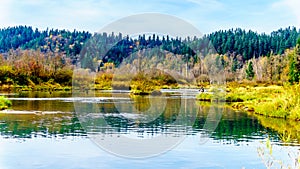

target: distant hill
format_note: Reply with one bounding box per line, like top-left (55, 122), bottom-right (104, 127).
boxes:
top-left (207, 27), bottom-right (299, 59)
top-left (0, 26), bottom-right (91, 55)
top-left (0, 25), bottom-right (299, 66)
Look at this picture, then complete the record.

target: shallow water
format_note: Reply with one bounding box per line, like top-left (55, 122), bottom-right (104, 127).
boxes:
top-left (0, 91), bottom-right (299, 169)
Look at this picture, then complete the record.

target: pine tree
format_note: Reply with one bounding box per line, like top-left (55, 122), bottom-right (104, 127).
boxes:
top-left (246, 61), bottom-right (254, 80)
top-left (288, 40), bottom-right (300, 83)
top-left (231, 57), bottom-right (238, 72)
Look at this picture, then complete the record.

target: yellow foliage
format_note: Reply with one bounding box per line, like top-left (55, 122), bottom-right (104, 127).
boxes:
top-left (103, 62), bottom-right (114, 69)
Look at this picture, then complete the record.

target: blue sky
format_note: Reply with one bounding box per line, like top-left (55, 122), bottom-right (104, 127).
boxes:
top-left (0, 0), bottom-right (299, 34)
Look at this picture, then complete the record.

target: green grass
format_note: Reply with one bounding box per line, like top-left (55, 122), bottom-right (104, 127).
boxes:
top-left (196, 86), bottom-right (226, 102)
top-left (197, 83), bottom-right (300, 120)
top-left (0, 96), bottom-right (12, 110)
top-left (196, 93), bottom-right (213, 101)
top-left (227, 84), bottom-right (300, 120)
top-left (252, 84), bottom-right (300, 120)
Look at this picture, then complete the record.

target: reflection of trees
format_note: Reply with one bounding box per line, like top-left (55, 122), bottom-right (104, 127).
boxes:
top-left (96, 101), bottom-right (280, 142)
top-left (0, 113), bottom-right (85, 138)
top-left (194, 103), bottom-right (277, 141)
top-left (103, 97), bottom-right (182, 128)
top-left (212, 115), bottom-right (265, 141)
top-left (1, 98), bottom-right (292, 143)
top-left (256, 115), bottom-right (300, 144)
top-left (131, 95), bottom-right (151, 112)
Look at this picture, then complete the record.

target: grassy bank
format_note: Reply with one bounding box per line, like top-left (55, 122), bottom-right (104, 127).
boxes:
top-left (197, 82), bottom-right (300, 120)
top-left (0, 96), bottom-right (12, 110)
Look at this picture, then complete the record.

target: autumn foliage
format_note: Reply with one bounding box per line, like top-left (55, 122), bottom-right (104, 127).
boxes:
top-left (0, 49), bottom-right (73, 88)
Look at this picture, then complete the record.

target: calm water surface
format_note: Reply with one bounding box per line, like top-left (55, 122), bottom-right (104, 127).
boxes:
top-left (0, 91), bottom-right (299, 169)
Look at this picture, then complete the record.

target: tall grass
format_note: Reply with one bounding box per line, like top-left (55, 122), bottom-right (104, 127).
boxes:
top-left (0, 96), bottom-right (12, 110)
top-left (254, 84), bottom-right (300, 120)
top-left (197, 83), bottom-right (300, 120)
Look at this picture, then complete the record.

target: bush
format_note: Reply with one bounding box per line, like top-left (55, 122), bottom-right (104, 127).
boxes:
top-left (0, 96), bottom-right (12, 110)
top-left (54, 68), bottom-right (73, 86)
top-left (95, 73), bottom-right (113, 90)
top-left (0, 66), bottom-right (15, 83)
top-left (131, 73), bottom-right (156, 95)
top-left (196, 93), bottom-right (213, 101)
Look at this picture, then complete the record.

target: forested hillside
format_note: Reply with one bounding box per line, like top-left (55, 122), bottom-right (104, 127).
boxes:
top-left (0, 26), bottom-right (299, 65)
top-left (0, 26), bottom-right (91, 56)
top-left (207, 27), bottom-right (299, 59)
top-left (1, 25), bottom-right (300, 90)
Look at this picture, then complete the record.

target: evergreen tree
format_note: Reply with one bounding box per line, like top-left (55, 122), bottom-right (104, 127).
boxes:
top-left (1, 25), bottom-right (300, 70)
top-left (246, 61), bottom-right (254, 80)
top-left (288, 39), bottom-right (300, 83)
top-left (231, 57), bottom-right (238, 72)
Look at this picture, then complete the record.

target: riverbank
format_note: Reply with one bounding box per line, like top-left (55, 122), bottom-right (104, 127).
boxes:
top-left (197, 82), bottom-right (300, 121)
top-left (0, 81), bottom-right (201, 93)
top-left (3, 80), bottom-right (300, 121)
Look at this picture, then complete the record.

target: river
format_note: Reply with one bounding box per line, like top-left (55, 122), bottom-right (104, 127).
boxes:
top-left (0, 90), bottom-right (299, 169)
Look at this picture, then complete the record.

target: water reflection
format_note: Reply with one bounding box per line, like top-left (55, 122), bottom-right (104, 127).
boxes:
top-left (0, 92), bottom-right (300, 144)
top-left (0, 91), bottom-right (283, 145)
top-left (0, 91), bottom-right (299, 168)
top-left (255, 114), bottom-right (300, 144)
top-left (0, 113), bottom-right (86, 138)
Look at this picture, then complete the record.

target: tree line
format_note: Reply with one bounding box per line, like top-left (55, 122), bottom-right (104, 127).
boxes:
top-left (0, 26), bottom-right (91, 57)
top-left (1, 26), bottom-right (299, 64)
top-left (0, 25), bottom-right (300, 88)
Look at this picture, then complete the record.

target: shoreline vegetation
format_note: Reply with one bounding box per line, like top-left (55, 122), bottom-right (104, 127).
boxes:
top-left (0, 96), bottom-right (12, 110)
top-left (1, 80), bottom-right (300, 121)
top-left (197, 82), bottom-right (300, 121)
top-left (1, 57), bottom-right (300, 122)
top-left (1, 26), bottom-right (300, 123)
